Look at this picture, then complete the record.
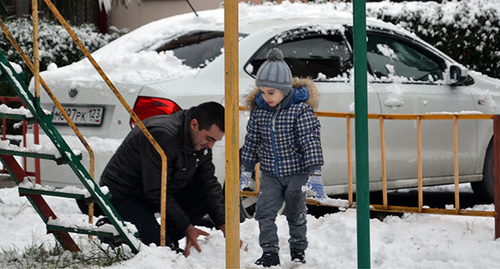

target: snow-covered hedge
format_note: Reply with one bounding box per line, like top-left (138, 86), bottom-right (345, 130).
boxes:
top-left (0, 18), bottom-right (117, 75)
top-left (0, 18), bottom-right (117, 101)
top-left (0, 18), bottom-right (117, 133)
top-left (367, 0), bottom-right (500, 79)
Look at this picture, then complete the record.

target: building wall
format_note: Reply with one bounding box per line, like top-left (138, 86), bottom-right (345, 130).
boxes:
top-left (107, 0), bottom-right (224, 31)
top-left (106, 0), bottom-right (313, 32)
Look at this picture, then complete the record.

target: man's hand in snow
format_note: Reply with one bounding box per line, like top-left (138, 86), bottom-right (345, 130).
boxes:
top-left (184, 224), bottom-right (210, 256)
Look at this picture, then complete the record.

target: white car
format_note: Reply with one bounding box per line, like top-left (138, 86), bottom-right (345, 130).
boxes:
top-left (32, 3), bottom-right (500, 217)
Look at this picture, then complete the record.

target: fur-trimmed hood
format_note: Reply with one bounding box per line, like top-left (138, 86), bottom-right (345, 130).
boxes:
top-left (244, 77), bottom-right (319, 111)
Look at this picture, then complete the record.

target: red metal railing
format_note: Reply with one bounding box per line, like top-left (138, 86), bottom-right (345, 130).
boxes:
top-left (0, 96), bottom-right (40, 183)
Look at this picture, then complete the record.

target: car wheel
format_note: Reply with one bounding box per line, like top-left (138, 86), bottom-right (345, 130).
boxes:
top-left (239, 175), bottom-right (258, 222)
top-left (222, 179), bottom-right (258, 222)
top-left (471, 139), bottom-right (495, 204)
top-left (240, 191), bottom-right (258, 222)
top-left (240, 194), bottom-right (286, 222)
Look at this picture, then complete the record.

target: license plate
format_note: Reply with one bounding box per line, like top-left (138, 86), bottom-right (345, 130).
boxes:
top-left (52, 105), bottom-right (104, 126)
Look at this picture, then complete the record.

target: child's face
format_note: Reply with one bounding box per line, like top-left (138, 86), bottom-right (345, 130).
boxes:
top-left (259, 87), bottom-right (285, 107)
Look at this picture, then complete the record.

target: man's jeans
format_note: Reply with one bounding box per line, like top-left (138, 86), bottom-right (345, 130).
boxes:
top-left (255, 172), bottom-right (308, 253)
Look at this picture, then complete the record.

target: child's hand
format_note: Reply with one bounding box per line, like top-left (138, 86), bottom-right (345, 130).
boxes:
top-left (240, 171), bottom-right (252, 190)
top-left (307, 174), bottom-right (327, 200)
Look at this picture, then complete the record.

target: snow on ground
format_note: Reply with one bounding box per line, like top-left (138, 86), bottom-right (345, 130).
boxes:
top-left (1, 184), bottom-right (500, 268)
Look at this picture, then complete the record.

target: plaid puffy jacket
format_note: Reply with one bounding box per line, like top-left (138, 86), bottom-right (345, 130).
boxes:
top-left (241, 80), bottom-right (323, 177)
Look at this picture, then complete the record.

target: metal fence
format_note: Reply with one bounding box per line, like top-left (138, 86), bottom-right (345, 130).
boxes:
top-left (240, 109), bottom-right (500, 236)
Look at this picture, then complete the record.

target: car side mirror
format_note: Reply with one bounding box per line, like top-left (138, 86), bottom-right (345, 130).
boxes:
top-left (449, 65), bottom-right (468, 86)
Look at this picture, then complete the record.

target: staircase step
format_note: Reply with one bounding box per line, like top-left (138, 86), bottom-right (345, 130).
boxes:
top-left (47, 223), bottom-right (117, 239)
top-left (0, 104), bottom-right (36, 123)
top-left (18, 181), bottom-right (102, 205)
top-left (18, 185), bottom-right (88, 200)
top-left (0, 142), bottom-right (82, 164)
top-left (0, 112), bottom-right (33, 121)
top-left (46, 214), bottom-right (135, 244)
top-left (45, 213), bottom-right (120, 239)
top-left (0, 147), bottom-right (61, 161)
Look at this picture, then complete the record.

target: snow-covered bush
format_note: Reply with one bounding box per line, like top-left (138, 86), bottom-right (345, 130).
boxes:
top-left (367, 0), bottom-right (500, 78)
top-left (0, 17), bottom-right (118, 102)
top-left (0, 18), bottom-right (118, 75)
top-left (0, 18), bottom-right (117, 135)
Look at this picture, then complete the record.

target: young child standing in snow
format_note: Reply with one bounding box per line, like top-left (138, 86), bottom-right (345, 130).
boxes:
top-left (239, 48), bottom-right (326, 267)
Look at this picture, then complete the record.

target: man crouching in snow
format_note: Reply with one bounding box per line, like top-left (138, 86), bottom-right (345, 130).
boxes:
top-left (99, 101), bottom-right (226, 256)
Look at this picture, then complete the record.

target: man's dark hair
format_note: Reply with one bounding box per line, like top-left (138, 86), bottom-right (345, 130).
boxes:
top-left (192, 102), bottom-right (225, 132)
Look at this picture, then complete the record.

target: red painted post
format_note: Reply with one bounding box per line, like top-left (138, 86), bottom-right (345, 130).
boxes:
top-left (33, 123), bottom-right (41, 184)
top-left (494, 116), bottom-right (500, 239)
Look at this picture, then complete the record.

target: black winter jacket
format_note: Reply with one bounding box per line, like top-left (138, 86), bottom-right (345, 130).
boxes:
top-left (100, 108), bottom-right (225, 231)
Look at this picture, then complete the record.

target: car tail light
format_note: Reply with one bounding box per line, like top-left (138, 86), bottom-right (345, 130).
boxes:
top-left (130, 96), bottom-right (181, 128)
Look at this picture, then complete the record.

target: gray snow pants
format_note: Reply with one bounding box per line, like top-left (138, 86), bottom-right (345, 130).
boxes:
top-left (255, 172), bottom-right (309, 253)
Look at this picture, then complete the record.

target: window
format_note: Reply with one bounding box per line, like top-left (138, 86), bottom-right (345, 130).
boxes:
top-left (245, 27), bottom-right (353, 81)
top-left (366, 32), bottom-right (445, 83)
top-left (152, 31), bottom-right (247, 69)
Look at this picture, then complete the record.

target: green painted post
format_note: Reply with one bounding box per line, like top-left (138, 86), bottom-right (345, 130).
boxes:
top-left (353, 0), bottom-right (371, 268)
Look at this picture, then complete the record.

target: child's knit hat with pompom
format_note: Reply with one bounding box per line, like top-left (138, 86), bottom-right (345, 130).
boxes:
top-left (255, 48), bottom-right (293, 96)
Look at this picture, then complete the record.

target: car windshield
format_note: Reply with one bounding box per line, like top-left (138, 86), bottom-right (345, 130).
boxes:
top-left (154, 31), bottom-right (247, 69)
top-left (366, 32), bottom-right (445, 83)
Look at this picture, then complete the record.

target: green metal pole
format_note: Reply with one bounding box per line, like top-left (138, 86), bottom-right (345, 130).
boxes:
top-left (353, 0), bottom-right (371, 268)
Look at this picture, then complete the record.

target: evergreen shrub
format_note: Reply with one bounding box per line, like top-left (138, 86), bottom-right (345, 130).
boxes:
top-left (367, 0), bottom-right (500, 78)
